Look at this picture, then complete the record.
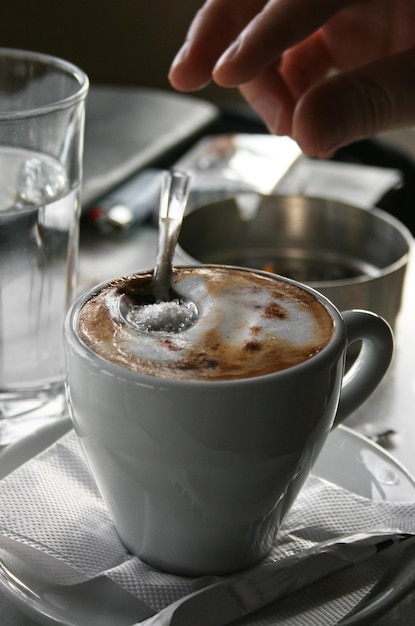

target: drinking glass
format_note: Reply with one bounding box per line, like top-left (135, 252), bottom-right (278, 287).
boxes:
top-left (0, 48), bottom-right (88, 445)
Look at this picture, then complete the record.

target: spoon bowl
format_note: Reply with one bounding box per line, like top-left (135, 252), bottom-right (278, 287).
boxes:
top-left (119, 288), bottom-right (198, 334)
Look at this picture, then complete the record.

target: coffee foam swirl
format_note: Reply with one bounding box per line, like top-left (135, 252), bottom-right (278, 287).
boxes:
top-left (78, 267), bottom-right (334, 380)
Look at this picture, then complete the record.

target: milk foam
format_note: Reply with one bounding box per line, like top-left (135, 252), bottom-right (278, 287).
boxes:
top-left (78, 267), bottom-right (334, 380)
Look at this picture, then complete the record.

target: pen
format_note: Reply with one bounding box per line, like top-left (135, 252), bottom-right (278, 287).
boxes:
top-left (140, 531), bottom-right (411, 626)
top-left (340, 534), bottom-right (415, 624)
top-left (85, 168), bottom-right (164, 234)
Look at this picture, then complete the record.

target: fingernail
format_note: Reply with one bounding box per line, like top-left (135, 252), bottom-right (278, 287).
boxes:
top-left (252, 96), bottom-right (280, 133)
top-left (170, 42), bottom-right (190, 72)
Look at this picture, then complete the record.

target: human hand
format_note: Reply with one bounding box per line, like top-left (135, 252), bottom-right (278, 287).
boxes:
top-left (169, 0), bottom-right (415, 157)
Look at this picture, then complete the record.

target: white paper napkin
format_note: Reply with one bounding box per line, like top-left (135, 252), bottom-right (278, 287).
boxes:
top-left (275, 158), bottom-right (402, 208)
top-left (175, 134), bottom-right (402, 211)
top-left (0, 430), bottom-right (414, 625)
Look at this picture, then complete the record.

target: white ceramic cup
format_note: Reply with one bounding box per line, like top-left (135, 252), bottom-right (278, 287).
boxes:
top-left (64, 266), bottom-right (394, 576)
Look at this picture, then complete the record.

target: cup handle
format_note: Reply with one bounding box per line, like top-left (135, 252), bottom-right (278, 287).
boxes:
top-left (334, 310), bottom-right (394, 426)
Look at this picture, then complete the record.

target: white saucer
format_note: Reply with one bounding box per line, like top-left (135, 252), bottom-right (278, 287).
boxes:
top-left (0, 421), bottom-right (414, 626)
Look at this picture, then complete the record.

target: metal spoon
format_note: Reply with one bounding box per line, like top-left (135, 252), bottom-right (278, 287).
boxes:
top-left (119, 169), bottom-right (198, 333)
top-left (153, 169), bottom-right (191, 301)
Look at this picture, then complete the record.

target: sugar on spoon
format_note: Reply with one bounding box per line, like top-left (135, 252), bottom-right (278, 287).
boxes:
top-left (119, 169), bottom-right (198, 333)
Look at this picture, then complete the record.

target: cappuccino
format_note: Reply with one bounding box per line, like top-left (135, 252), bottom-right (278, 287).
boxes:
top-left (66, 264), bottom-right (393, 574)
top-left (77, 266), bottom-right (334, 381)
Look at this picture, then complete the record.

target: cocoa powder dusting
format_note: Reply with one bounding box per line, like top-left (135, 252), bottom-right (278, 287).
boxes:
top-left (159, 338), bottom-right (182, 352)
top-left (176, 353), bottom-right (220, 371)
top-left (244, 340), bottom-right (261, 352)
top-left (263, 301), bottom-right (288, 320)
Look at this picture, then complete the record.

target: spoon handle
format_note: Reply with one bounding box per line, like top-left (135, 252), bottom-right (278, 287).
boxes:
top-left (153, 170), bottom-right (191, 301)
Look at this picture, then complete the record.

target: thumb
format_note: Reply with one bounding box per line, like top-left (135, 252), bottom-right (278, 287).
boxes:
top-left (292, 48), bottom-right (415, 158)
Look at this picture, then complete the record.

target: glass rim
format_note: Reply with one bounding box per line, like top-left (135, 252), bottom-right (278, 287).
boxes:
top-left (0, 47), bottom-right (89, 120)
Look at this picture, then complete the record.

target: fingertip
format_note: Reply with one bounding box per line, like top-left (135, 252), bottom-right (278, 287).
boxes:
top-left (167, 68), bottom-right (189, 92)
top-left (168, 68), bottom-right (211, 92)
top-left (168, 45), bottom-right (190, 91)
top-left (212, 40), bottom-right (243, 87)
top-left (168, 45), bottom-right (213, 92)
top-left (212, 61), bottom-right (241, 88)
top-left (211, 66), bottom-right (236, 88)
top-left (292, 86), bottom-right (342, 158)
